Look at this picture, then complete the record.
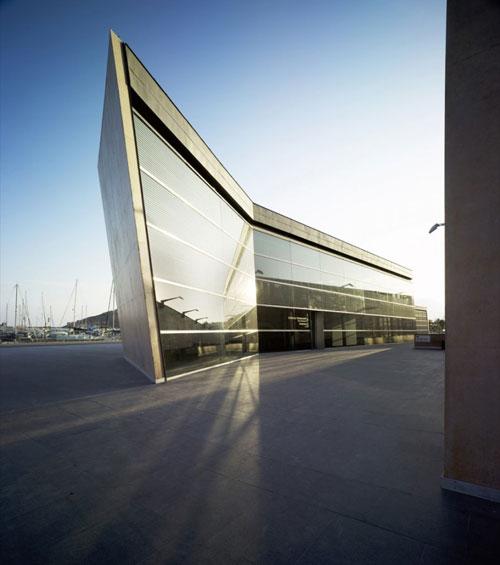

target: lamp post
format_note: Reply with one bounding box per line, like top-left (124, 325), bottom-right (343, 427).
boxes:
top-left (181, 308), bottom-right (198, 318)
top-left (160, 296), bottom-right (183, 305)
top-left (429, 223), bottom-right (445, 234)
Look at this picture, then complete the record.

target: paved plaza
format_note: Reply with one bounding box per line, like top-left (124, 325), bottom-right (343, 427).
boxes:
top-left (1, 343), bottom-right (499, 563)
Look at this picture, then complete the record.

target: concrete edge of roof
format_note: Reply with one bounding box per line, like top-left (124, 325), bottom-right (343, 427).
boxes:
top-left (253, 204), bottom-right (413, 279)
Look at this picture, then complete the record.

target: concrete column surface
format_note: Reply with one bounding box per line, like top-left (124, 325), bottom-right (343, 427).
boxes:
top-left (443, 0), bottom-right (500, 501)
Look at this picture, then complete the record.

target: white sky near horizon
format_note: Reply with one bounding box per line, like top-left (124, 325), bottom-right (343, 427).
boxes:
top-left (0, 0), bottom-right (446, 326)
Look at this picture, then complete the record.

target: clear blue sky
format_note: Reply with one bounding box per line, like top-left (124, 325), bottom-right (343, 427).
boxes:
top-left (0, 0), bottom-right (446, 325)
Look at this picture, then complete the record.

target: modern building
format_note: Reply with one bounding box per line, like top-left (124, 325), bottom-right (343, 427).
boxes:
top-left (98, 31), bottom-right (416, 383)
top-left (414, 306), bottom-right (429, 334)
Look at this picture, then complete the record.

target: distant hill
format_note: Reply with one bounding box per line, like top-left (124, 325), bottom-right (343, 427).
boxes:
top-left (69, 309), bottom-right (119, 329)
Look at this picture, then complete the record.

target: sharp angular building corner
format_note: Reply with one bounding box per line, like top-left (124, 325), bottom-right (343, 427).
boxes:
top-left (98, 31), bottom-right (417, 383)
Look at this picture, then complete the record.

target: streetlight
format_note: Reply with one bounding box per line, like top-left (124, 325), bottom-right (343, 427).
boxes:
top-left (181, 308), bottom-right (198, 318)
top-left (429, 223), bottom-right (445, 234)
top-left (160, 296), bottom-right (184, 306)
top-left (195, 317), bottom-right (208, 323)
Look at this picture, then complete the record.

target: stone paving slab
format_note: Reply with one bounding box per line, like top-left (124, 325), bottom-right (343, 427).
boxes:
top-left (1, 343), bottom-right (499, 563)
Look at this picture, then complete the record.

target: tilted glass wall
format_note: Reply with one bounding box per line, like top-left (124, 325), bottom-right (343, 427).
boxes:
top-left (254, 229), bottom-right (416, 350)
top-left (133, 113), bottom-right (258, 377)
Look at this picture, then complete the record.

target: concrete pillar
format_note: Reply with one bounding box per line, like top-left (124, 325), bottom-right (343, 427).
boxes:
top-left (443, 0), bottom-right (500, 501)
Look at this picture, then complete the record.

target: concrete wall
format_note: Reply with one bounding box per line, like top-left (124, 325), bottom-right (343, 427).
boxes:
top-left (98, 32), bottom-right (164, 383)
top-left (444, 0), bottom-right (500, 499)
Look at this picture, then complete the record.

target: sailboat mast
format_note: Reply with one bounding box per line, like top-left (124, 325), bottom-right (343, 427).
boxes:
top-left (41, 292), bottom-right (46, 328)
top-left (106, 280), bottom-right (113, 330)
top-left (13, 284), bottom-right (18, 331)
top-left (25, 291), bottom-right (32, 329)
top-left (72, 279), bottom-right (78, 330)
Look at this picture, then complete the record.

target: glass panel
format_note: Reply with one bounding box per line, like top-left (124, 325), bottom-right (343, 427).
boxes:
top-left (161, 331), bottom-right (258, 377)
top-left (148, 228), bottom-right (253, 296)
top-left (134, 115), bottom-right (222, 225)
top-left (321, 270), bottom-right (346, 290)
top-left (291, 264), bottom-right (322, 288)
top-left (254, 255), bottom-right (292, 282)
top-left (290, 242), bottom-right (321, 269)
top-left (320, 253), bottom-right (346, 277)
top-left (143, 174), bottom-right (255, 277)
top-left (220, 203), bottom-right (247, 244)
top-left (256, 279), bottom-right (293, 307)
top-left (323, 292), bottom-right (346, 312)
top-left (155, 280), bottom-right (224, 329)
top-left (256, 306), bottom-right (291, 330)
top-left (258, 330), bottom-right (311, 352)
top-left (223, 298), bottom-right (258, 330)
top-left (253, 230), bottom-right (291, 262)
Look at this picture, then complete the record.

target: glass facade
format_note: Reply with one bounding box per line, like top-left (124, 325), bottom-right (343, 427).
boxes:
top-left (415, 306), bottom-right (429, 334)
top-left (133, 112), bottom-right (416, 377)
top-left (254, 230), bottom-right (416, 351)
top-left (134, 113), bottom-right (258, 377)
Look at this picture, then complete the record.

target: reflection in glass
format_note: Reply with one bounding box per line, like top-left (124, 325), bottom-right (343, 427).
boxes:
top-left (258, 331), bottom-right (312, 352)
top-left (290, 242), bottom-right (321, 269)
top-left (161, 331), bottom-right (258, 376)
top-left (253, 230), bottom-right (291, 262)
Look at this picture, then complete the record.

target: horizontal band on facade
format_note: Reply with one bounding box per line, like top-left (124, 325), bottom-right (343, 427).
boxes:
top-left (257, 276), bottom-right (414, 309)
top-left (158, 329), bottom-right (415, 335)
top-left (323, 329), bottom-right (416, 333)
top-left (256, 303), bottom-right (416, 320)
top-left (257, 329), bottom-right (311, 333)
top-left (160, 329), bottom-right (258, 334)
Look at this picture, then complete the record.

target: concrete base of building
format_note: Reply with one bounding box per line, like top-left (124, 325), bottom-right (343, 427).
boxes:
top-left (441, 475), bottom-right (500, 503)
top-left (124, 354), bottom-right (165, 384)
